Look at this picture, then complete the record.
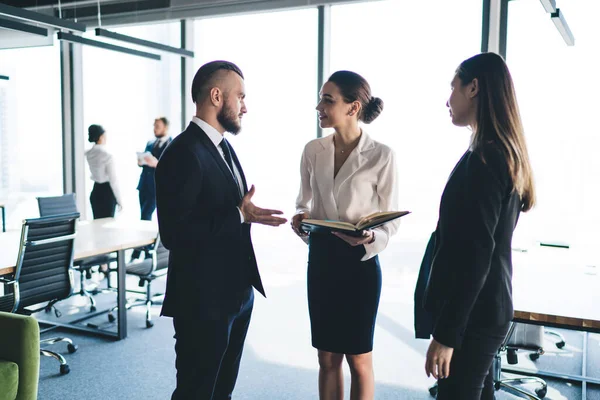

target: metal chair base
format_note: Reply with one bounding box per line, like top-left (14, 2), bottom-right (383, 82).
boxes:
top-left (40, 336), bottom-right (78, 375)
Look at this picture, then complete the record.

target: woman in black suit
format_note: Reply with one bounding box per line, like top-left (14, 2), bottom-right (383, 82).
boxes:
top-left (423, 52), bottom-right (536, 399)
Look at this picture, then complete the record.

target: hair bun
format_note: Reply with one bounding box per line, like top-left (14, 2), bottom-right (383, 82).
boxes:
top-left (88, 124), bottom-right (105, 143)
top-left (362, 96), bottom-right (384, 124)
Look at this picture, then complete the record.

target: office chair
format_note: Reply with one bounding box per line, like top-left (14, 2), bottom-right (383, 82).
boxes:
top-left (0, 312), bottom-right (40, 400)
top-left (428, 322), bottom-right (547, 399)
top-left (37, 194), bottom-right (117, 312)
top-left (0, 213), bottom-right (81, 375)
top-left (107, 234), bottom-right (168, 328)
top-left (529, 329), bottom-right (566, 361)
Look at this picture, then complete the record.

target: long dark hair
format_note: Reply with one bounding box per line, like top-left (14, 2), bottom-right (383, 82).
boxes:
top-left (327, 70), bottom-right (383, 124)
top-left (457, 53), bottom-right (535, 212)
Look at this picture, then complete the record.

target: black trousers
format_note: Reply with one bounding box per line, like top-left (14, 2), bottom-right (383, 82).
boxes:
top-left (132, 190), bottom-right (156, 259)
top-left (437, 322), bottom-right (510, 400)
top-left (171, 288), bottom-right (254, 400)
top-left (139, 189), bottom-right (156, 221)
top-left (90, 182), bottom-right (116, 219)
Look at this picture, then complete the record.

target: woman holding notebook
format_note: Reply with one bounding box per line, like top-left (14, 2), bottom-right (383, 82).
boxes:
top-left (292, 70), bottom-right (400, 400)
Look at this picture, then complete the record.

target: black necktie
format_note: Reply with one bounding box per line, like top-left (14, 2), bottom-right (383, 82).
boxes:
top-left (219, 139), bottom-right (241, 194)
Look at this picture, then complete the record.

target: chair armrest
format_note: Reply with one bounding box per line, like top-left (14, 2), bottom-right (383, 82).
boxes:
top-left (0, 312), bottom-right (40, 399)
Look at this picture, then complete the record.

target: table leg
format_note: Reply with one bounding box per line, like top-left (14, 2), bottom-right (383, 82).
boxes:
top-left (117, 249), bottom-right (127, 340)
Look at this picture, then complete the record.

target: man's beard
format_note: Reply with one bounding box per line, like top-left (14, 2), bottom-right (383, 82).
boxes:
top-left (217, 102), bottom-right (242, 135)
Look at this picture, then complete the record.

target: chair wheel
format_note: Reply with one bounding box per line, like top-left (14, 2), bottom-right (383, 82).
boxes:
top-left (90, 305), bottom-right (96, 312)
top-left (556, 341), bottom-right (566, 349)
top-left (146, 320), bottom-right (154, 328)
top-left (108, 313), bottom-right (116, 323)
top-left (507, 349), bottom-right (518, 364)
top-left (535, 387), bottom-right (547, 398)
top-left (67, 344), bottom-right (78, 353)
top-left (428, 385), bottom-right (438, 397)
top-left (529, 353), bottom-right (540, 361)
top-left (60, 364), bottom-right (70, 375)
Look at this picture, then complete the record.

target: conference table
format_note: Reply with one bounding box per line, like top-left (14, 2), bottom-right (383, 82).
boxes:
top-left (0, 218), bottom-right (157, 340)
top-left (509, 244), bottom-right (600, 390)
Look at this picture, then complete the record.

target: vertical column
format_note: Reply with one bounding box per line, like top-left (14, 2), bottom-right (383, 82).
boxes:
top-left (482, 0), bottom-right (508, 58)
top-left (60, 40), bottom-right (86, 217)
top-left (317, 5), bottom-right (331, 138)
top-left (181, 19), bottom-right (195, 131)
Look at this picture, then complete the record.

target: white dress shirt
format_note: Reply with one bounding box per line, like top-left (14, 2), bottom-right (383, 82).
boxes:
top-left (295, 132), bottom-right (400, 260)
top-left (191, 117), bottom-right (245, 223)
top-left (85, 144), bottom-right (123, 206)
top-left (156, 135), bottom-right (170, 147)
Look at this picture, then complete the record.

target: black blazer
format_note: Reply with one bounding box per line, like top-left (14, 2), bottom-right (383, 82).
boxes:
top-left (137, 137), bottom-right (171, 194)
top-left (155, 122), bottom-right (265, 318)
top-left (424, 146), bottom-right (522, 350)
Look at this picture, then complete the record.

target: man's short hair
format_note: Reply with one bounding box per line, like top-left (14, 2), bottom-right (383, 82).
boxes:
top-left (155, 117), bottom-right (169, 126)
top-left (191, 60), bottom-right (244, 103)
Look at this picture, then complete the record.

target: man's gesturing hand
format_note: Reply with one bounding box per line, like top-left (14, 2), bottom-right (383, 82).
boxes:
top-left (239, 185), bottom-right (287, 226)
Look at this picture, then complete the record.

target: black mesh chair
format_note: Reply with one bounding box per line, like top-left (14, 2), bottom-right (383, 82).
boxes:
top-left (0, 213), bottom-right (80, 375)
top-left (428, 322), bottom-right (547, 399)
top-left (37, 194), bottom-right (117, 311)
top-left (108, 234), bottom-right (168, 328)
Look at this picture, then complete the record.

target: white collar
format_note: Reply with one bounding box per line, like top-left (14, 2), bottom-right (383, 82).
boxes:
top-left (192, 117), bottom-right (224, 148)
top-left (156, 135), bottom-right (170, 144)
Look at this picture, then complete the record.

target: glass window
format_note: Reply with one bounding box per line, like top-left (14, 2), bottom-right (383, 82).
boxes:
top-left (193, 9), bottom-right (318, 246)
top-left (0, 44), bottom-right (62, 228)
top-left (82, 21), bottom-right (181, 221)
top-left (506, 0), bottom-right (599, 248)
top-left (330, 0), bottom-right (483, 243)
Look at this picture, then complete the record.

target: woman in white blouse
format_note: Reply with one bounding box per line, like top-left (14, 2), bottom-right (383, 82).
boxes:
top-left (292, 71), bottom-right (399, 400)
top-left (85, 124), bottom-right (123, 218)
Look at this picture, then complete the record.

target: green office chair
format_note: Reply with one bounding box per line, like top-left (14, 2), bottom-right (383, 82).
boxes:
top-left (0, 312), bottom-right (40, 400)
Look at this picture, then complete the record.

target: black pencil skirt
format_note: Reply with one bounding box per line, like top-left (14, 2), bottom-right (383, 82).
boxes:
top-left (307, 233), bottom-right (382, 355)
top-left (90, 182), bottom-right (117, 219)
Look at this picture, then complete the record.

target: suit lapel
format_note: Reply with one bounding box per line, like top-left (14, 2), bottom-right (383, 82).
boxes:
top-left (189, 123), bottom-right (242, 201)
top-left (315, 136), bottom-right (339, 221)
top-left (333, 132), bottom-right (372, 198)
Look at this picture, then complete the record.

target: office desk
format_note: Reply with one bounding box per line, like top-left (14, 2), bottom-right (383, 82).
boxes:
top-left (512, 245), bottom-right (600, 332)
top-left (0, 218), bottom-right (157, 340)
top-left (0, 201), bottom-right (5, 232)
top-left (508, 245), bottom-right (600, 388)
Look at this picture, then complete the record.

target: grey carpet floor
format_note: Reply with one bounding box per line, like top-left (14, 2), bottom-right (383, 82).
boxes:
top-left (36, 232), bottom-right (599, 399)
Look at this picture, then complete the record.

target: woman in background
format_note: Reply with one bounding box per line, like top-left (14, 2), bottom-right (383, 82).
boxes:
top-left (423, 52), bottom-right (536, 399)
top-left (85, 124), bottom-right (123, 218)
top-left (292, 70), bottom-right (400, 400)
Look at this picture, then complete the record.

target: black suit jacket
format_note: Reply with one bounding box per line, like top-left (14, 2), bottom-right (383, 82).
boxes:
top-left (155, 122), bottom-right (265, 318)
top-left (137, 138), bottom-right (171, 194)
top-left (424, 146), bottom-right (521, 349)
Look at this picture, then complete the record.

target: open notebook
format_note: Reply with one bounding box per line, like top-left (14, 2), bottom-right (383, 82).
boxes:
top-left (300, 211), bottom-right (410, 236)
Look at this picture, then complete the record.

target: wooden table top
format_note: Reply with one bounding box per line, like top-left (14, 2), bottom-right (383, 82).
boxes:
top-left (512, 245), bottom-right (600, 332)
top-left (0, 218), bottom-right (157, 276)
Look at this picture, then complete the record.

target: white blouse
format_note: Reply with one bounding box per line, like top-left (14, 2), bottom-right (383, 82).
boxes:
top-left (85, 144), bottom-right (123, 206)
top-left (295, 132), bottom-right (400, 260)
